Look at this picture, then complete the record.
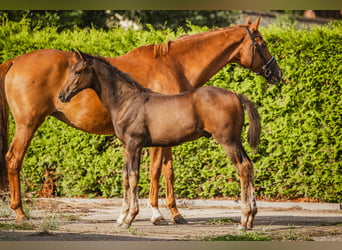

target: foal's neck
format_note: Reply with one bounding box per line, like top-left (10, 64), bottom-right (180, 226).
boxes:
top-left (93, 63), bottom-right (141, 109)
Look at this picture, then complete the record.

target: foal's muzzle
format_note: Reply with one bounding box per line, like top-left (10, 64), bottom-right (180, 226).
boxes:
top-left (58, 92), bottom-right (72, 103)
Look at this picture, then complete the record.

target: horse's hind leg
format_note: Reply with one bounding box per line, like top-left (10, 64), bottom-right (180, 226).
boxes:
top-left (6, 123), bottom-right (42, 222)
top-left (221, 142), bottom-right (257, 230)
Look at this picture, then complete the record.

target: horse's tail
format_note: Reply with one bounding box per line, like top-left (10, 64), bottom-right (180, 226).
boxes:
top-left (0, 60), bottom-right (12, 191)
top-left (237, 93), bottom-right (261, 149)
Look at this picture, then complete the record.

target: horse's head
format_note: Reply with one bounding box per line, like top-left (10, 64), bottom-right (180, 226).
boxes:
top-left (238, 16), bottom-right (282, 84)
top-left (59, 50), bottom-right (95, 103)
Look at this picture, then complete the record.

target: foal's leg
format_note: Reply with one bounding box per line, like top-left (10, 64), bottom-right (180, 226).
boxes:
top-left (6, 123), bottom-right (42, 222)
top-left (221, 143), bottom-right (257, 230)
top-left (116, 168), bottom-right (130, 226)
top-left (118, 144), bottom-right (141, 228)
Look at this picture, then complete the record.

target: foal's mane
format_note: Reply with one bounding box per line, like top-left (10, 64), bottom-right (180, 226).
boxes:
top-left (92, 55), bottom-right (151, 93)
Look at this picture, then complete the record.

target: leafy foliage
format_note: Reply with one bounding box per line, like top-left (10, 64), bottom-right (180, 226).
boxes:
top-left (1, 18), bottom-right (341, 202)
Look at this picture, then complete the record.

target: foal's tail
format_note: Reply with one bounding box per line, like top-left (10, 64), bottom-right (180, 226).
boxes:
top-left (237, 94), bottom-right (261, 149)
top-left (0, 60), bottom-right (12, 191)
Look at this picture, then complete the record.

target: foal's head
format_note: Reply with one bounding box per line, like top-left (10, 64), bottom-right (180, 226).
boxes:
top-left (59, 50), bottom-right (96, 103)
top-left (238, 16), bottom-right (282, 84)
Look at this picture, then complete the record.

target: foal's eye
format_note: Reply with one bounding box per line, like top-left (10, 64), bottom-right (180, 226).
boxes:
top-left (75, 70), bottom-right (81, 75)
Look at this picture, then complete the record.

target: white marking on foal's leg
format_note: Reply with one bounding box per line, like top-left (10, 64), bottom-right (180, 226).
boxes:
top-left (117, 213), bottom-right (127, 226)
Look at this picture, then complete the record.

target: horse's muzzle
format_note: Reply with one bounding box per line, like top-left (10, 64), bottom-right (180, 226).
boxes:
top-left (266, 69), bottom-right (283, 84)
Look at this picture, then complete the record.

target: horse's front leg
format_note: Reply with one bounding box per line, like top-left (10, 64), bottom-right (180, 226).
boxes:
top-left (118, 144), bottom-right (142, 228)
top-left (149, 147), bottom-right (187, 225)
top-left (161, 147), bottom-right (187, 224)
top-left (149, 147), bottom-right (167, 225)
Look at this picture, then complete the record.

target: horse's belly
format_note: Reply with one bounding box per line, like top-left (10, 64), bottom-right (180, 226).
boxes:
top-left (55, 89), bottom-right (115, 135)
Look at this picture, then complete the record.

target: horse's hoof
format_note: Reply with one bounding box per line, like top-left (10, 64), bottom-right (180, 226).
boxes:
top-left (15, 216), bottom-right (29, 224)
top-left (171, 214), bottom-right (188, 224)
top-left (151, 216), bottom-right (168, 225)
top-left (237, 224), bottom-right (247, 231)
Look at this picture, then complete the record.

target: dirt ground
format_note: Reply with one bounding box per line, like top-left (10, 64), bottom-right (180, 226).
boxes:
top-left (0, 198), bottom-right (341, 241)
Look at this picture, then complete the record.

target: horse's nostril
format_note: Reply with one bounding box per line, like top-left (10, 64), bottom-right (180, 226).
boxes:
top-left (58, 93), bottom-right (65, 102)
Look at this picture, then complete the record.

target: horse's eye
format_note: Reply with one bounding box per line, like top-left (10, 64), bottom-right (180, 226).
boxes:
top-left (262, 42), bottom-right (267, 47)
top-left (75, 70), bottom-right (81, 75)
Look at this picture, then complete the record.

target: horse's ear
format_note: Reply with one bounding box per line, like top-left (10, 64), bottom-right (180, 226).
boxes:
top-left (250, 16), bottom-right (261, 32)
top-left (76, 49), bottom-right (88, 62)
top-left (245, 16), bottom-right (252, 25)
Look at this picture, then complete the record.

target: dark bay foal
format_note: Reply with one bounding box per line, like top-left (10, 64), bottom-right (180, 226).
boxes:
top-left (59, 50), bottom-right (261, 230)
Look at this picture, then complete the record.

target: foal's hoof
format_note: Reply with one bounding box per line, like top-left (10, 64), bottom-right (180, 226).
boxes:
top-left (151, 216), bottom-right (168, 226)
top-left (237, 225), bottom-right (247, 231)
top-left (171, 214), bottom-right (188, 224)
top-left (237, 224), bottom-right (253, 231)
top-left (120, 223), bottom-right (131, 229)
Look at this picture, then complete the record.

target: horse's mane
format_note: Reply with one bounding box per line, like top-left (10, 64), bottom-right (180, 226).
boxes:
top-left (153, 41), bottom-right (171, 57)
top-left (152, 25), bottom-right (241, 57)
top-left (93, 55), bottom-right (151, 93)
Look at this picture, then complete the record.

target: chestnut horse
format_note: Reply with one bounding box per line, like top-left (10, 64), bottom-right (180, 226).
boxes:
top-left (59, 50), bottom-right (261, 229)
top-left (0, 17), bottom-right (282, 224)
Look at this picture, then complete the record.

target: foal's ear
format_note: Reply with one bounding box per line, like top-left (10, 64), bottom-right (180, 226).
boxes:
top-left (245, 16), bottom-right (252, 25)
top-left (250, 16), bottom-right (261, 32)
top-left (71, 49), bottom-right (84, 61)
top-left (76, 49), bottom-right (88, 62)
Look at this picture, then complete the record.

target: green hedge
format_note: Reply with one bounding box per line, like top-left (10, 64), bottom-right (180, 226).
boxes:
top-left (1, 17), bottom-right (341, 202)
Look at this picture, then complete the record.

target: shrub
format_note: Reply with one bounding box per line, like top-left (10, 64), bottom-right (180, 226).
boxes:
top-left (1, 18), bottom-right (341, 202)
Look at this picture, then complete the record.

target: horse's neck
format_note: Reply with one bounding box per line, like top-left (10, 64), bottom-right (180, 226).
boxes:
top-left (170, 27), bottom-right (245, 87)
top-left (108, 26), bottom-right (245, 89)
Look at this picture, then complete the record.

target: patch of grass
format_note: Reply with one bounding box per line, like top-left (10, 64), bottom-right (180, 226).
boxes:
top-left (281, 230), bottom-right (313, 241)
top-left (126, 226), bottom-right (145, 237)
top-left (62, 214), bottom-right (81, 221)
top-left (204, 231), bottom-right (271, 241)
top-left (0, 205), bottom-right (12, 218)
top-left (127, 227), bottom-right (138, 235)
top-left (38, 212), bottom-right (60, 233)
top-left (0, 222), bottom-right (35, 231)
top-left (206, 217), bottom-right (236, 225)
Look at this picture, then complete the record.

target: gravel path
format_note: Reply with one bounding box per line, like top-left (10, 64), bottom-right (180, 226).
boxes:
top-left (0, 198), bottom-right (341, 241)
